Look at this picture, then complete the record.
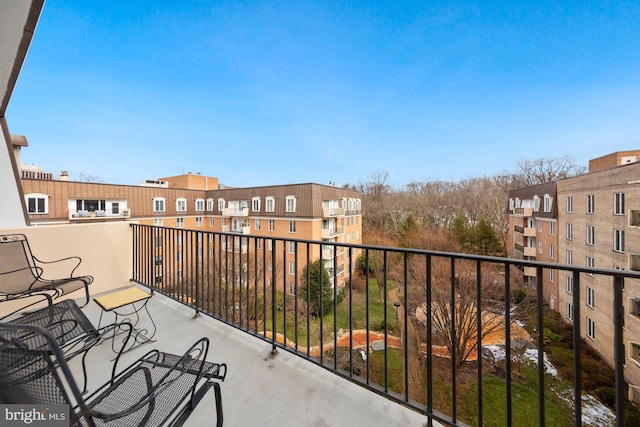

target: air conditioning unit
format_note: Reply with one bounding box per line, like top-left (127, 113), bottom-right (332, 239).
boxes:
top-left (122, 209), bottom-right (131, 217)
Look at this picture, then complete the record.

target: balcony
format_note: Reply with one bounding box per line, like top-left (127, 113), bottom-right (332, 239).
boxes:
top-left (221, 225), bottom-right (250, 234)
top-left (524, 227), bottom-right (537, 237)
top-left (524, 266), bottom-right (537, 277)
top-left (513, 207), bottom-right (533, 217)
top-left (69, 208), bottom-right (131, 222)
top-left (523, 246), bottom-right (537, 257)
top-left (1, 222), bottom-right (636, 426)
top-left (322, 207), bottom-right (344, 217)
top-left (222, 207), bottom-right (248, 217)
top-left (321, 226), bottom-right (344, 239)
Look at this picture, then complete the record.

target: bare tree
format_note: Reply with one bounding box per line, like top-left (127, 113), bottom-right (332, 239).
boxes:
top-left (510, 155), bottom-right (586, 187)
top-left (73, 172), bottom-right (103, 183)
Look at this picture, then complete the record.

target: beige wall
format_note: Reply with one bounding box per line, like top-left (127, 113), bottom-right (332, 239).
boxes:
top-left (0, 222), bottom-right (133, 317)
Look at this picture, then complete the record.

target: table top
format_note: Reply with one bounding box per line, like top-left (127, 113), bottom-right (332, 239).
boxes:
top-left (94, 287), bottom-right (152, 311)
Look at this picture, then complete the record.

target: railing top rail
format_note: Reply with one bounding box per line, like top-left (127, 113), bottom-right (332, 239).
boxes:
top-left (130, 223), bottom-right (640, 280)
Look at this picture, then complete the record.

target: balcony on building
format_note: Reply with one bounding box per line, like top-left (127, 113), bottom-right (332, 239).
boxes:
top-left (322, 206), bottom-right (344, 217)
top-left (222, 207), bottom-right (249, 217)
top-left (321, 226), bottom-right (344, 239)
top-left (1, 221), bottom-right (637, 426)
top-left (513, 207), bottom-right (533, 217)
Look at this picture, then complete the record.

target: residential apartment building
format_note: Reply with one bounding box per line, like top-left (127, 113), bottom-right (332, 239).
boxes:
top-left (16, 141), bottom-right (362, 294)
top-left (508, 151), bottom-right (640, 400)
top-left (506, 182), bottom-right (559, 307)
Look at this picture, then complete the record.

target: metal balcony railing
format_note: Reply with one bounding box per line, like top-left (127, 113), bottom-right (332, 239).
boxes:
top-left (131, 224), bottom-right (637, 426)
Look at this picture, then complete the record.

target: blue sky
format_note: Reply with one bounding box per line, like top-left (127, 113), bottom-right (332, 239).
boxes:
top-left (7, 0), bottom-right (640, 187)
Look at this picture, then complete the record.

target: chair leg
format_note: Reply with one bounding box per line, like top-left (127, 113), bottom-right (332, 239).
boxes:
top-left (214, 382), bottom-right (223, 427)
top-left (78, 285), bottom-right (90, 307)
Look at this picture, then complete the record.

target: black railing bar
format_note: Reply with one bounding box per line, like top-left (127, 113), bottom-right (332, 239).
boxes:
top-left (614, 276), bottom-right (625, 427)
top-left (365, 248), bottom-right (371, 385)
top-left (450, 257), bottom-right (457, 423)
top-left (403, 252), bottom-right (409, 402)
top-left (384, 250), bottom-right (389, 393)
top-left (476, 259), bottom-right (483, 427)
top-left (294, 241), bottom-right (299, 353)
top-left (333, 246), bottom-right (338, 371)
top-left (306, 242), bottom-right (311, 358)
top-left (262, 238), bottom-right (267, 337)
top-left (282, 240), bottom-right (287, 349)
top-left (505, 264), bottom-right (512, 427)
top-left (271, 240), bottom-right (277, 355)
top-left (319, 245), bottom-right (324, 366)
top-left (536, 266), bottom-right (544, 427)
top-left (348, 246), bottom-right (354, 378)
top-left (572, 271), bottom-right (581, 427)
top-left (426, 254), bottom-right (433, 427)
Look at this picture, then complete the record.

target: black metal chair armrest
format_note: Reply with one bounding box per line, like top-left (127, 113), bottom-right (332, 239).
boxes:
top-left (32, 254), bottom-right (83, 280)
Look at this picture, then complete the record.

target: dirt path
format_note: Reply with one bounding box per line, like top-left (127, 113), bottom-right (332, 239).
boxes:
top-left (388, 286), bottom-right (404, 322)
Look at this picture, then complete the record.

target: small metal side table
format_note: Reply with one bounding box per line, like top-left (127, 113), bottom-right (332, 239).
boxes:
top-left (94, 287), bottom-right (156, 352)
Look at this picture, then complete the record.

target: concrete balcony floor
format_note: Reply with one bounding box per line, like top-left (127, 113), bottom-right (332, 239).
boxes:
top-left (69, 287), bottom-right (433, 427)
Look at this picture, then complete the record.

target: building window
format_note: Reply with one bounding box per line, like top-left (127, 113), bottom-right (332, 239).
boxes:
top-left (533, 196), bottom-right (540, 212)
top-left (586, 194), bottom-right (594, 214)
top-left (587, 318), bottom-right (595, 340)
top-left (566, 223), bottom-right (573, 240)
top-left (209, 217), bottom-right (214, 227)
top-left (252, 197), bottom-right (261, 212)
top-left (155, 274), bottom-right (163, 285)
top-left (288, 241), bottom-right (296, 254)
top-left (218, 199), bottom-right (225, 212)
top-left (614, 229), bottom-right (625, 253)
top-left (265, 197), bottom-right (275, 213)
top-left (586, 226), bottom-right (595, 245)
top-left (288, 282), bottom-right (296, 296)
top-left (176, 198), bottom-right (187, 212)
top-left (153, 197), bottom-right (165, 213)
top-left (195, 199), bottom-right (205, 212)
top-left (255, 219), bottom-right (261, 230)
top-left (289, 220), bottom-right (296, 233)
top-left (566, 249), bottom-right (573, 265)
top-left (196, 217), bottom-right (203, 227)
top-left (549, 269), bottom-right (554, 283)
top-left (549, 222), bottom-right (555, 236)
top-left (154, 218), bottom-right (163, 226)
top-left (566, 196), bottom-right (573, 213)
top-left (614, 193), bottom-right (625, 215)
top-left (267, 240), bottom-right (273, 251)
top-left (543, 194), bottom-right (552, 212)
top-left (288, 262), bottom-right (296, 275)
top-left (177, 218), bottom-right (184, 228)
top-left (566, 303), bottom-right (574, 321)
top-left (206, 198), bottom-right (214, 211)
top-left (550, 244), bottom-right (555, 259)
top-left (268, 219), bottom-right (275, 231)
top-left (286, 196), bottom-right (296, 213)
top-left (631, 343), bottom-right (640, 365)
top-left (25, 193), bottom-right (48, 214)
top-left (111, 202), bottom-right (120, 214)
top-left (586, 256), bottom-right (595, 276)
top-left (538, 240), bottom-right (543, 254)
top-left (155, 236), bottom-right (163, 248)
top-left (587, 287), bottom-right (595, 308)
top-left (566, 275), bottom-right (573, 294)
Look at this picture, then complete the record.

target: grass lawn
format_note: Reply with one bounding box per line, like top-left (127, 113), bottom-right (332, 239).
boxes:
top-left (265, 278), bottom-right (399, 347)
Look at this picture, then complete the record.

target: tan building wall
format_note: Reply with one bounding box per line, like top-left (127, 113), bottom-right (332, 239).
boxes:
top-left (589, 150), bottom-right (640, 173)
top-left (20, 174), bottom-right (363, 294)
top-left (557, 160), bottom-right (640, 392)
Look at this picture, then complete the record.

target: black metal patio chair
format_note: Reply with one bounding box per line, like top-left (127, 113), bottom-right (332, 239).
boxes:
top-left (0, 323), bottom-right (226, 427)
top-left (0, 233), bottom-right (94, 319)
top-left (7, 298), bottom-right (132, 393)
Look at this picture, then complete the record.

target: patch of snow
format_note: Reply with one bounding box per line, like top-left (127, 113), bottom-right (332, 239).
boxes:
top-left (485, 345), bottom-right (506, 362)
top-left (556, 389), bottom-right (615, 427)
top-left (523, 349), bottom-right (558, 377)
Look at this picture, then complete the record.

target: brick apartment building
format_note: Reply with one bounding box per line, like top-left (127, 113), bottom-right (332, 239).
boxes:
top-left (15, 137), bottom-right (363, 295)
top-left (508, 150), bottom-right (640, 401)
